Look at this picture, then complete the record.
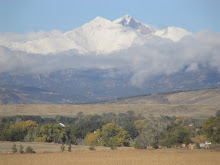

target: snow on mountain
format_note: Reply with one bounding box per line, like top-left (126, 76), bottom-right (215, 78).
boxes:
top-left (11, 35), bottom-right (88, 54)
top-left (64, 17), bottom-right (145, 54)
top-left (9, 17), bottom-right (145, 55)
top-left (154, 27), bottom-right (192, 41)
top-left (114, 15), bottom-right (155, 36)
top-left (6, 15), bottom-right (191, 55)
top-left (115, 15), bottom-right (191, 41)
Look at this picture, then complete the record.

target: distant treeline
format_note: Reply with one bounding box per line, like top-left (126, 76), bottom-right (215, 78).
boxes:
top-left (0, 112), bottom-right (219, 148)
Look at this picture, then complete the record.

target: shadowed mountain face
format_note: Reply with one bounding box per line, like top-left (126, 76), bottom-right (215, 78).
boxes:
top-left (113, 15), bottom-right (155, 35)
top-left (0, 67), bottom-right (220, 104)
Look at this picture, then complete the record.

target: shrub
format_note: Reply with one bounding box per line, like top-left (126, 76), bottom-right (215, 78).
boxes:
top-left (89, 146), bottom-right (96, 150)
top-left (19, 145), bottom-right (24, 154)
top-left (68, 144), bottom-right (71, 152)
top-left (60, 143), bottom-right (65, 152)
top-left (12, 144), bottom-right (17, 153)
top-left (26, 146), bottom-right (36, 153)
top-left (151, 142), bottom-right (159, 149)
top-left (110, 145), bottom-right (117, 150)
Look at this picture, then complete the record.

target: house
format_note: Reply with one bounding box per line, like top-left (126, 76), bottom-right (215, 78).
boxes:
top-left (199, 143), bottom-right (205, 148)
top-left (199, 141), bottom-right (211, 149)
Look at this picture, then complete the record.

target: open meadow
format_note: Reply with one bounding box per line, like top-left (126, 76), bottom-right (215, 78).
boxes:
top-left (0, 103), bottom-right (219, 118)
top-left (0, 145), bottom-right (220, 165)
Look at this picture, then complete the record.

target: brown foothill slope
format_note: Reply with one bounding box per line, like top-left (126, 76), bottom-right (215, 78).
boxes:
top-left (0, 88), bottom-right (219, 119)
top-left (109, 88), bottom-right (220, 105)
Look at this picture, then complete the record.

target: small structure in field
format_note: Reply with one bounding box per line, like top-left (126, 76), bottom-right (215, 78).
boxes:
top-left (199, 143), bottom-right (205, 148)
top-left (188, 143), bottom-right (196, 150)
top-left (176, 143), bottom-right (186, 149)
top-left (205, 141), bottom-right (211, 149)
top-left (147, 146), bottom-right (153, 149)
top-left (199, 141), bottom-right (211, 149)
top-left (189, 123), bottom-right (194, 127)
top-left (59, 123), bottom-right (66, 127)
top-left (176, 143), bottom-right (196, 150)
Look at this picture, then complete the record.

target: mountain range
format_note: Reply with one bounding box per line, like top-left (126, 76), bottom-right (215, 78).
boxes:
top-left (0, 67), bottom-right (220, 104)
top-left (7, 15), bottom-right (191, 55)
top-left (0, 15), bottom-right (220, 104)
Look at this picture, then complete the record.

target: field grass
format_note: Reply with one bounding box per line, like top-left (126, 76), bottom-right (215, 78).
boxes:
top-left (0, 103), bottom-right (219, 118)
top-left (0, 147), bottom-right (219, 165)
top-left (0, 141), bottom-right (95, 153)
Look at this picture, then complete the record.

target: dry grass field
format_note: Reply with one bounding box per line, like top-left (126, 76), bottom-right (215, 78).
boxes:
top-left (0, 147), bottom-right (220, 165)
top-left (0, 141), bottom-right (96, 153)
top-left (0, 103), bottom-right (219, 118)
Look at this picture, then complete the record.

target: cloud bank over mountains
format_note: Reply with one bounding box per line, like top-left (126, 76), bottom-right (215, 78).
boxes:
top-left (0, 16), bottom-right (220, 87)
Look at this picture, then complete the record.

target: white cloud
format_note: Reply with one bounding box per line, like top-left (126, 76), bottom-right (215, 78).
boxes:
top-left (0, 30), bottom-right (62, 47)
top-left (0, 30), bottom-right (220, 87)
top-left (185, 63), bottom-right (199, 72)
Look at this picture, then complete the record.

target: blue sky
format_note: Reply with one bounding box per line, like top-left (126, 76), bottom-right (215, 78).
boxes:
top-left (1, 0), bottom-right (219, 33)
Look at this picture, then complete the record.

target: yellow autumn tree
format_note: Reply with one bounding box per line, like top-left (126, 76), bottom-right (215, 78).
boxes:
top-left (9, 120), bottom-right (38, 141)
top-left (86, 130), bottom-right (100, 146)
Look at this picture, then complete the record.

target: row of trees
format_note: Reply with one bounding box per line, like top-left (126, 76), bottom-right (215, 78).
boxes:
top-left (0, 111), bottom-right (141, 126)
top-left (134, 116), bottom-right (220, 149)
top-left (85, 116), bottom-right (220, 149)
top-left (0, 112), bottom-right (219, 149)
top-left (0, 111), bottom-right (142, 144)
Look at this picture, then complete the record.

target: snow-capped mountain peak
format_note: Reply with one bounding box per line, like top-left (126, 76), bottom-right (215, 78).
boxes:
top-left (94, 16), bottom-right (107, 20)
top-left (114, 15), bottom-right (155, 36)
top-left (4, 16), bottom-right (192, 55)
top-left (114, 15), bottom-right (133, 26)
top-left (64, 16), bottom-right (145, 54)
top-left (88, 16), bottom-right (112, 25)
top-left (114, 15), bottom-right (191, 41)
top-left (9, 16), bottom-right (146, 55)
